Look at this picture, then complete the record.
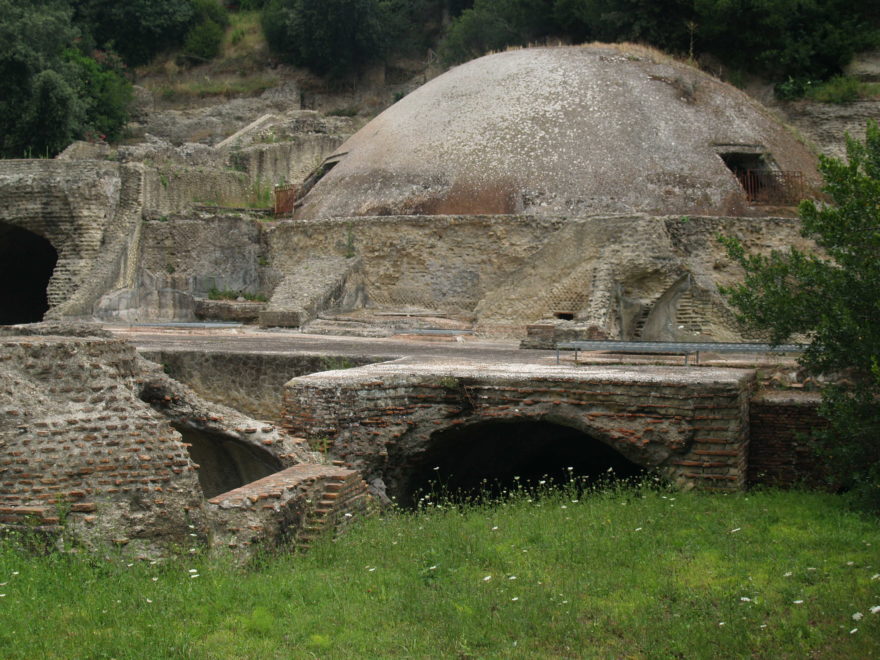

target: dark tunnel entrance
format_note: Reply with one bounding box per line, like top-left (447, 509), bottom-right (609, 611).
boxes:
top-left (0, 223), bottom-right (58, 325)
top-left (174, 424), bottom-right (283, 499)
top-left (397, 420), bottom-right (645, 507)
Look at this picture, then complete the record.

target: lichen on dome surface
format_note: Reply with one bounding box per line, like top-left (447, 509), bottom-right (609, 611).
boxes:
top-left (295, 44), bottom-right (820, 220)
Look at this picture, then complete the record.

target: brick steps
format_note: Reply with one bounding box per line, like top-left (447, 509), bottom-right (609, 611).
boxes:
top-left (207, 463), bottom-right (372, 553)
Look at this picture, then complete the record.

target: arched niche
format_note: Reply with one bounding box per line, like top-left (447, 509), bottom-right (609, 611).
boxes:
top-left (393, 419), bottom-right (645, 507)
top-left (173, 424), bottom-right (283, 499)
top-left (0, 222), bottom-right (58, 324)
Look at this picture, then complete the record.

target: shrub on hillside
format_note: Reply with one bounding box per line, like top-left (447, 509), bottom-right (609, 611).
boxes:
top-left (184, 19), bottom-right (225, 61)
top-left (263, 0), bottom-right (388, 78)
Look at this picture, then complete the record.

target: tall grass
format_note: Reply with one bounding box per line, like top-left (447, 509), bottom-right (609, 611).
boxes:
top-left (0, 487), bottom-right (878, 658)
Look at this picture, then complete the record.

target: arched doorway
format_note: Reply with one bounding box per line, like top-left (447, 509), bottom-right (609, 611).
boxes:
top-left (0, 223), bottom-right (58, 324)
top-left (394, 419), bottom-right (645, 507)
top-left (174, 424), bottom-right (283, 499)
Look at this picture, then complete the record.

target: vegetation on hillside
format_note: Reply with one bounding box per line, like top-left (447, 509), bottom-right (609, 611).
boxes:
top-left (0, 486), bottom-right (878, 657)
top-left (1, 0), bottom-right (877, 155)
top-left (721, 122), bottom-right (880, 512)
top-left (0, 0), bottom-right (232, 158)
top-left (258, 0), bottom-right (878, 90)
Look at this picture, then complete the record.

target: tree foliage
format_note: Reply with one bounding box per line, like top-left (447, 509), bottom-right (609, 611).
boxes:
top-left (721, 122), bottom-right (880, 510)
top-left (437, 0), bottom-right (878, 82)
top-left (0, 0), bottom-right (132, 157)
top-left (73, 0), bottom-right (198, 66)
top-left (263, 0), bottom-right (390, 78)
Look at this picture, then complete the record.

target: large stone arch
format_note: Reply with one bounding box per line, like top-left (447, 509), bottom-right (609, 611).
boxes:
top-left (283, 361), bottom-right (755, 494)
top-left (0, 222), bottom-right (58, 323)
top-left (0, 160), bottom-right (144, 319)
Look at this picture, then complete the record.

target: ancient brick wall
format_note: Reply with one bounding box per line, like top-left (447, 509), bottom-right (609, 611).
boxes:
top-left (0, 335), bottom-right (207, 551)
top-left (282, 362), bottom-right (755, 495)
top-left (208, 463), bottom-right (371, 553)
top-left (748, 392), bottom-right (827, 487)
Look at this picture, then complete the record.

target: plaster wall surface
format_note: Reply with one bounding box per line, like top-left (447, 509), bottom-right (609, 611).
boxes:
top-left (283, 361), bottom-right (755, 497)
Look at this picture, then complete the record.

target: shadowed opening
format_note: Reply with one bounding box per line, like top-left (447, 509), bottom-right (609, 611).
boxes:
top-left (0, 223), bottom-right (57, 324)
top-left (398, 420), bottom-right (644, 507)
top-left (174, 424), bottom-right (283, 498)
top-left (719, 152), bottom-right (769, 200)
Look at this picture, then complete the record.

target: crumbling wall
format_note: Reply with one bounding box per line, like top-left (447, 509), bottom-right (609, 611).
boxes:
top-left (95, 211), bottom-right (270, 322)
top-left (0, 323), bottom-right (329, 555)
top-left (266, 214), bottom-right (811, 339)
top-left (267, 214), bottom-right (566, 314)
top-left (208, 464), bottom-right (371, 553)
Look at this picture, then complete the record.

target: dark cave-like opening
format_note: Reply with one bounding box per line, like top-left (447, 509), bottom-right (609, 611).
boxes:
top-left (397, 420), bottom-right (645, 508)
top-left (174, 424), bottom-right (283, 499)
top-left (0, 223), bottom-right (58, 325)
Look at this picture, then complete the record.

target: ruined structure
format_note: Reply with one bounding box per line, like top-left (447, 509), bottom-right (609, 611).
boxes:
top-left (0, 44), bottom-right (825, 341)
top-left (0, 323), bottom-right (370, 554)
top-left (283, 360), bottom-right (755, 504)
top-left (0, 45), bottom-right (853, 550)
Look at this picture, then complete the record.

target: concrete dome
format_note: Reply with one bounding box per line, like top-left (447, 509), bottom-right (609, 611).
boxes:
top-left (296, 45), bottom-right (819, 219)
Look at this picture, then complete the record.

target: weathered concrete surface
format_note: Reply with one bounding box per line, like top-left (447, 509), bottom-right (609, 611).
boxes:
top-left (297, 45), bottom-right (820, 220)
top-left (283, 360), bottom-right (755, 496)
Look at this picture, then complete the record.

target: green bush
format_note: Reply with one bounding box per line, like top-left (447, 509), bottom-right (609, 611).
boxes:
top-left (440, 0), bottom-right (557, 65)
top-left (184, 19), bottom-right (225, 60)
top-left (720, 122), bottom-right (880, 512)
top-left (805, 75), bottom-right (863, 103)
top-left (192, 0), bottom-right (230, 27)
top-left (263, 0), bottom-right (389, 78)
top-left (74, 0), bottom-right (197, 66)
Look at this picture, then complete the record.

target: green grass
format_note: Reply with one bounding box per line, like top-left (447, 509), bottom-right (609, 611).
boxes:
top-left (0, 488), bottom-right (878, 658)
top-left (156, 75), bottom-right (278, 103)
top-left (805, 76), bottom-right (880, 104)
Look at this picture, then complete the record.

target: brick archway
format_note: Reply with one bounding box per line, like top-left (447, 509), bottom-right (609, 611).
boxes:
top-left (389, 417), bottom-right (646, 506)
top-left (284, 361), bottom-right (754, 493)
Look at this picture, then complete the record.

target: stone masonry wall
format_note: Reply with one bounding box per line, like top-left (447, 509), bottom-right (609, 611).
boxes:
top-left (266, 214), bottom-right (811, 339)
top-left (266, 214), bottom-right (567, 314)
top-left (142, 349), bottom-right (377, 421)
top-left (282, 362), bottom-right (755, 495)
top-left (0, 160), bottom-right (144, 317)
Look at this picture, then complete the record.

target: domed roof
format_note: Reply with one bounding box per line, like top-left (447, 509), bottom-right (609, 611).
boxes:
top-left (296, 45), bottom-right (819, 219)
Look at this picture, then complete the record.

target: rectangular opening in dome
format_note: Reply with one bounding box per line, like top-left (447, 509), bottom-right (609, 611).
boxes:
top-left (719, 151), bottom-right (772, 202)
top-left (293, 152), bottom-right (347, 211)
top-left (717, 151), bottom-right (804, 205)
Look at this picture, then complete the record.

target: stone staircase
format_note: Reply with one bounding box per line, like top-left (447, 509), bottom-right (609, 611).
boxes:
top-left (207, 462), bottom-right (372, 553)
